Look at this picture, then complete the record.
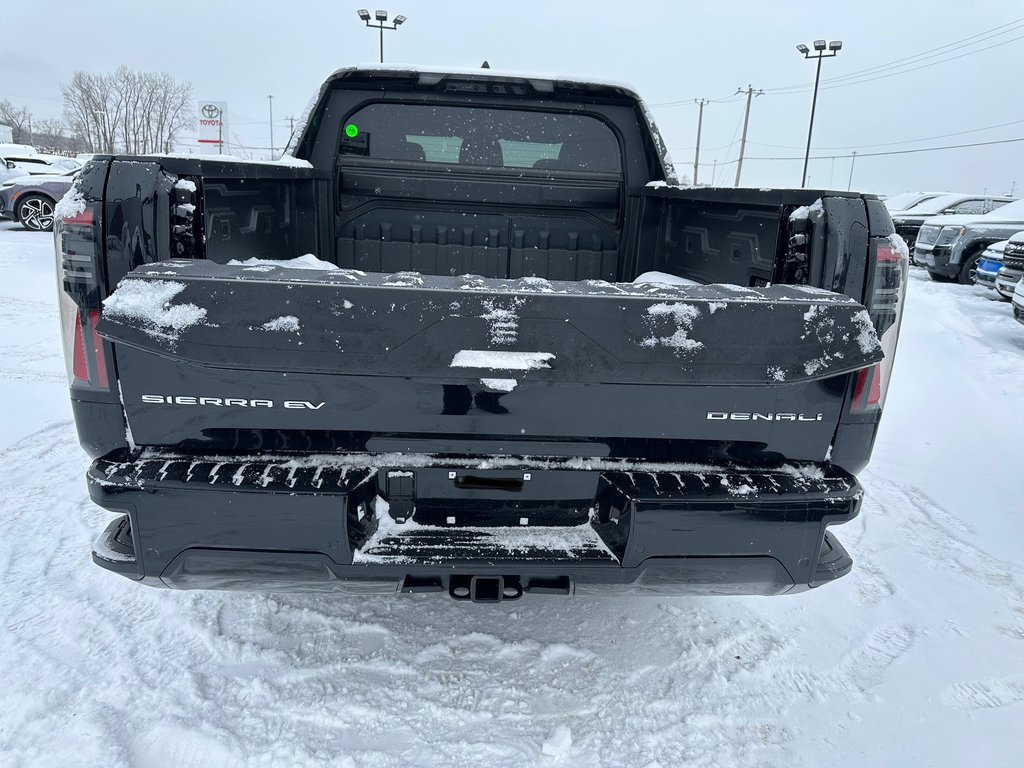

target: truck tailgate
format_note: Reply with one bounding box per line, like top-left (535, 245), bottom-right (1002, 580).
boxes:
top-left (98, 260), bottom-right (882, 461)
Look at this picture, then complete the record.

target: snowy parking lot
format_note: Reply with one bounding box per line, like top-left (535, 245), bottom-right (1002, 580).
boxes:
top-left (1, 220), bottom-right (1022, 767)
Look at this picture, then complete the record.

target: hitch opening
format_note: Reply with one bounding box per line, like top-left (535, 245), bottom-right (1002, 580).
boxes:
top-left (448, 575), bottom-right (523, 602)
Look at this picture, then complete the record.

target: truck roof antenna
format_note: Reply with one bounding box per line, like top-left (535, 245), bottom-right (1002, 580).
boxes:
top-left (481, 60), bottom-right (490, 69)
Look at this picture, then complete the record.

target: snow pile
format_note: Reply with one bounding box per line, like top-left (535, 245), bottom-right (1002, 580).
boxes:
top-left (633, 271), bottom-right (702, 287)
top-left (852, 309), bottom-right (882, 354)
top-left (355, 499), bottom-right (617, 564)
top-left (479, 378), bottom-right (517, 392)
top-left (260, 315), bottom-right (301, 332)
top-left (789, 198), bottom-right (824, 221)
top-left (53, 184), bottom-right (86, 220)
top-left (227, 254), bottom-right (337, 271)
top-left (102, 279), bottom-right (207, 341)
top-left (517, 276), bottom-right (555, 293)
top-left (541, 725), bottom-right (573, 757)
top-left (383, 271), bottom-right (425, 287)
top-left (153, 152), bottom-right (313, 169)
top-left (641, 302), bottom-right (703, 353)
top-left (887, 232), bottom-right (911, 263)
top-left (174, 178), bottom-right (197, 193)
top-left (450, 350), bottom-right (554, 370)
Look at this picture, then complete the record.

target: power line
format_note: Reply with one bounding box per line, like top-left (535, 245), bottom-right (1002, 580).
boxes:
top-left (747, 116), bottom-right (1024, 151)
top-left (713, 105), bottom-right (747, 185)
top-left (744, 135), bottom-right (1024, 162)
top-left (649, 93), bottom-right (745, 108)
top-left (649, 18), bottom-right (1024, 107)
top-left (766, 20), bottom-right (1024, 93)
top-left (809, 33), bottom-right (1024, 92)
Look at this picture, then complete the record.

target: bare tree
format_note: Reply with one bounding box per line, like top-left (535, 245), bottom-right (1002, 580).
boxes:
top-left (0, 99), bottom-right (33, 143)
top-left (62, 67), bottom-right (194, 154)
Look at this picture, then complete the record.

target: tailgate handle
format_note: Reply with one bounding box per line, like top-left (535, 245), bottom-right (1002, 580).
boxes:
top-left (454, 475), bottom-right (524, 492)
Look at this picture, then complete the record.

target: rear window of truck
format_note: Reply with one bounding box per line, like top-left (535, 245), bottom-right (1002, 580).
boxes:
top-left (339, 103), bottom-right (622, 174)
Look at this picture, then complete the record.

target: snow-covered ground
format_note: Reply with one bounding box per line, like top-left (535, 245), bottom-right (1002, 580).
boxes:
top-left (1, 220), bottom-right (1022, 767)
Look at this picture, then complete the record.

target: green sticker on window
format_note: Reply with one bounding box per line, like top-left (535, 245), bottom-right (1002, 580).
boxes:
top-left (344, 124), bottom-right (359, 138)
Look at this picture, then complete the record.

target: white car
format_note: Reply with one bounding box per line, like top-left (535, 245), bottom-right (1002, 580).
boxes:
top-left (0, 143), bottom-right (37, 157)
top-left (884, 191), bottom-right (948, 213)
top-left (2, 154), bottom-right (82, 177)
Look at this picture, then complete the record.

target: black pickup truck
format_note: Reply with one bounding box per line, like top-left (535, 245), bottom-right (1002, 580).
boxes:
top-left (56, 66), bottom-right (907, 601)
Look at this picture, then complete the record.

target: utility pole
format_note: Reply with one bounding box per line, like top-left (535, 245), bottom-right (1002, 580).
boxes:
top-left (734, 85), bottom-right (762, 187)
top-left (693, 98), bottom-right (708, 186)
top-left (1010, 180), bottom-right (1017, 196)
top-left (796, 40), bottom-right (843, 188)
top-left (847, 151), bottom-right (857, 191)
top-left (267, 95), bottom-right (274, 160)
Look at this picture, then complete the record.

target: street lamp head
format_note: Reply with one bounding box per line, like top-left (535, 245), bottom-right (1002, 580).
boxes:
top-left (394, 14), bottom-right (406, 25)
top-left (813, 39), bottom-right (826, 51)
top-left (829, 40), bottom-right (843, 51)
top-left (375, 9), bottom-right (388, 20)
top-left (796, 44), bottom-right (809, 54)
top-left (357, 8), bottom-right (371, 20)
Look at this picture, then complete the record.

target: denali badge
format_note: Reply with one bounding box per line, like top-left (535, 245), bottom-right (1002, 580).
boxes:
top-left (707, 411), bottom-right (823, 422)
top-left (141, 395), bottom-right (325, 409)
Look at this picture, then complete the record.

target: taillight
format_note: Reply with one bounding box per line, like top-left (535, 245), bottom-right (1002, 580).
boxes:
top-left (851, 235), bottom-right (909, 413)
top-left (69, 308), bottom-right (109, 389)
top-left (55, 194), bottom-right (109, 391)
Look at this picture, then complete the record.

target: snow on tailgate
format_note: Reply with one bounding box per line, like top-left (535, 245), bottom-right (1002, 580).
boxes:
top-left (101, 279), bottom-right (207, 342)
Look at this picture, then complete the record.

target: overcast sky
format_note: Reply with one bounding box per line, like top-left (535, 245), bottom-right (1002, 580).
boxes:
top-left (3, 0), bottom-right (1023, 194)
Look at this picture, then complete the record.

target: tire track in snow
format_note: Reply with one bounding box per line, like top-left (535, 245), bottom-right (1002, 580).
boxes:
top-left (864, 474), bottom-right (1024, 711)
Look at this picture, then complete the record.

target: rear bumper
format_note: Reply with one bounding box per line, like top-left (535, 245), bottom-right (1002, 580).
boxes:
top-left (88, 452), bottom-right (862, 597)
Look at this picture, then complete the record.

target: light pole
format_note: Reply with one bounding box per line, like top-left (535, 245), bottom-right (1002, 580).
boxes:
top-left (357, 9), bottom-right (407, 63)
top-left (796, 39), bottom-right (842, 188)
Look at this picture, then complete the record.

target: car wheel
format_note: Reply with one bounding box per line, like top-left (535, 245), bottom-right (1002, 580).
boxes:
top-left (958, 250), bottom-right (983, 285)
top-left (17, 194), bottom-right (56, 232)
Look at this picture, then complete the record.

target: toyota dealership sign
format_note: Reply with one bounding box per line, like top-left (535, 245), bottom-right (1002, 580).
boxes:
top-left (197, 101), bottom-right (228, 154)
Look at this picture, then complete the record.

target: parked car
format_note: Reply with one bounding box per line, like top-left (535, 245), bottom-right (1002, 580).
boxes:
top-left (1013, 277), bottom-right (1024, 326)
top-left (884, 191), bottom-right (947, 213)
top-left (3, 154), bottom-right (81, 177)
top-left (0, 143), bottom-right (37, 157)
top-left (975, 240), bottom-right (1008, 292)
top-left (0, 168), bottom-right (78, 231)
top-left (996, 232), bottom-right (1024, 301)
top-left (915, 198), bottom-right (1024, 284)
top-left (0, 162), bottom-right (21, 185)
top-left (891, 193), bottom-right (1015, 257)
top-left (56, 66), bottom-right (907, 599)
